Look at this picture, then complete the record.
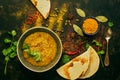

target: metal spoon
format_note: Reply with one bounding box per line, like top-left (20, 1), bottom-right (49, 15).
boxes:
top-left (104, 28), bottom-right (112, 66)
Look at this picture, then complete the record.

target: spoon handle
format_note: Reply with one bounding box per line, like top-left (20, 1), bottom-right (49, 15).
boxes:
top-left (104, 40), bottom-right (109, 66)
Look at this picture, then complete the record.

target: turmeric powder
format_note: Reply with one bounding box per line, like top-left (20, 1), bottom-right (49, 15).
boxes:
top-left (82, 18), bottom-right (98, 34)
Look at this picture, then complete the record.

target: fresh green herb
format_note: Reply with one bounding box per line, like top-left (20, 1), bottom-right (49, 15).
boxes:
top-left (8, 30), bottom-right (17, 37)
top-left (85, 43), bottom-right (90, 49)
top-left (4, 56), bottom-right (9, 75)
top-left (11, 30), bottom-right (17, 37)
top-left (97, 50), bottom-right (105, 54)
top-left (22, 43), bottom-right (41, 62)
top-left (22, 43), bottom-right (29, 51)
top-left (33, 52), bottom-right (41, 61)
top-left (62, 54), bottom-right (71, 64)
top-left (92, 40), bottom-right (102, 47)
top-left (4, 38), bottom-right (11, 43)
top-left (29, 50), bottom-right (37, 56)
top-left (2, 30), bottom-right (18, 75)
top-left (13, 41), bottom-right (18, 46)
top-left (108, 21), bottom-right (114, 27)
top-left (29, 51), bottom-right (41, 61)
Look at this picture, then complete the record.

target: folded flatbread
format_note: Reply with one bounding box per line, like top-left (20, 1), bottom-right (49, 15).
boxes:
top-left (31, 0), bottom-right (51, 19)
top-left (79, 46), bottom-right (100, 79)
top-left (56, 46), bottom-right (90, 80)
top-left (56, 46), bottom-right (100, 79)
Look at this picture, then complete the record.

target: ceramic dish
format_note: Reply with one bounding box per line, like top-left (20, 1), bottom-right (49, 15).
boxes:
top-left (17, 27), bottom-right (62, 72)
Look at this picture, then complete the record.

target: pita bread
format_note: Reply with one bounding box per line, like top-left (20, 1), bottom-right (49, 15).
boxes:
top-left (56, 47), bottom-right (90, 80)
top-left (31, 0), bottom-right (51, 19)
top-left (79, 46), bottom-right (100, 79)
top-left (56, 46), bottom-right (100, 79)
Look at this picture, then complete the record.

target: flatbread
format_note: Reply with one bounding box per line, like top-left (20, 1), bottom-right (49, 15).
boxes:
top-left (79, 46), bottom-right (100, 79)
top-left (31, 0), bottom-right (51, 19)
top-left (56, 46), bottom-right (100, 79)
top-left (56, 47), bottom-right (90, 79)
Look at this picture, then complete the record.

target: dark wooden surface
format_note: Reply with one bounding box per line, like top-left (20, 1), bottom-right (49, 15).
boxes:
top-left (0, 0), bottom-right (120, 80)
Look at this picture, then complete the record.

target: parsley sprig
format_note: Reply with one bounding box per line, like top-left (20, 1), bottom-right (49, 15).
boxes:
top-left (2, 30), bottom-right (18, 75)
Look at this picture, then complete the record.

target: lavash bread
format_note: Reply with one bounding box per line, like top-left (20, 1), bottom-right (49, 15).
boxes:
top-left (56, 46), bottom-right (100, 80)
top-left (79, 46), bottom-right (100, 79)
top-left (56, 47), bottom-right (90, 80)
top-left (31, 0), bottom-right (50, 19)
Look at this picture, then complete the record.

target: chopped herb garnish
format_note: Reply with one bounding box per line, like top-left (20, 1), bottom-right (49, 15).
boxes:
top-left (34, 52), bottom-right (41, 62)
top-left (22, 43), bottom-right (29, 51)
top-left (22, 43), bottom-right (42, 62)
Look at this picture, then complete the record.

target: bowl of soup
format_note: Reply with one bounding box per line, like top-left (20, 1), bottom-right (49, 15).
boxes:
top-left (17, 27), bottom-right (62, 72)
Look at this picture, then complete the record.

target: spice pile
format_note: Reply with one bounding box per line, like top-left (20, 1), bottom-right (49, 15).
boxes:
top-left (82, 18), bottom-right (98, 34)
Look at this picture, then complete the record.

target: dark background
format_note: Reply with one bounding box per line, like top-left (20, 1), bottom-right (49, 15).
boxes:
top-left (0, 0), bottom-right (120, 80)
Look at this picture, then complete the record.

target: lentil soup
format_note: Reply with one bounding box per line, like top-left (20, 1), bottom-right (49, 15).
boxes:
top-left (23, 32), bottom-right (57, 66)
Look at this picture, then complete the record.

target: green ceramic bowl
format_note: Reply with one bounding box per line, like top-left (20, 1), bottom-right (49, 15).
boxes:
top-left (17, 27), bottom-right (62, 72)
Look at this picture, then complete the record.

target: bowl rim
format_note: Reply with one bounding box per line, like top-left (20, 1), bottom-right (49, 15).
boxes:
top-left (17, 26), bottom-right (62, 72)
top-left (81, 17), bottom-right (100, 36)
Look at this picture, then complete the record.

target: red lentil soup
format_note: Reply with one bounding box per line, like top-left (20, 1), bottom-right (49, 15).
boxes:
top-left (23, 32), bottom-right (57, 66)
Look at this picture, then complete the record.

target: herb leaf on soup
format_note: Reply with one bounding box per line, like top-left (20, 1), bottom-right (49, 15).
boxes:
top-left (22, 43), bottom-right (42, 62)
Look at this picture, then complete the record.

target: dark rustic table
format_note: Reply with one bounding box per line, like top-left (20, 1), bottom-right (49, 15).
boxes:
top-left (0, 0), bottom-right (120, 80)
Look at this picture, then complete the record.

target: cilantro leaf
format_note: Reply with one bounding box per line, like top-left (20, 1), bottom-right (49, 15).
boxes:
top-left (62, 54), bottom-right (71, 64)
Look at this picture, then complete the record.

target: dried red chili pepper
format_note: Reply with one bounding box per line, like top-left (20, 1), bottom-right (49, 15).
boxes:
top-left (66, 51), bottom-right (77, 55)
top-left (66, 43), bottom-right (83, 55)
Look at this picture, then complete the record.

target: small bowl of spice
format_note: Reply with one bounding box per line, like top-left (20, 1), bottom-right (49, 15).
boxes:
top-left (82, 17), bottom-right (100, 36)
